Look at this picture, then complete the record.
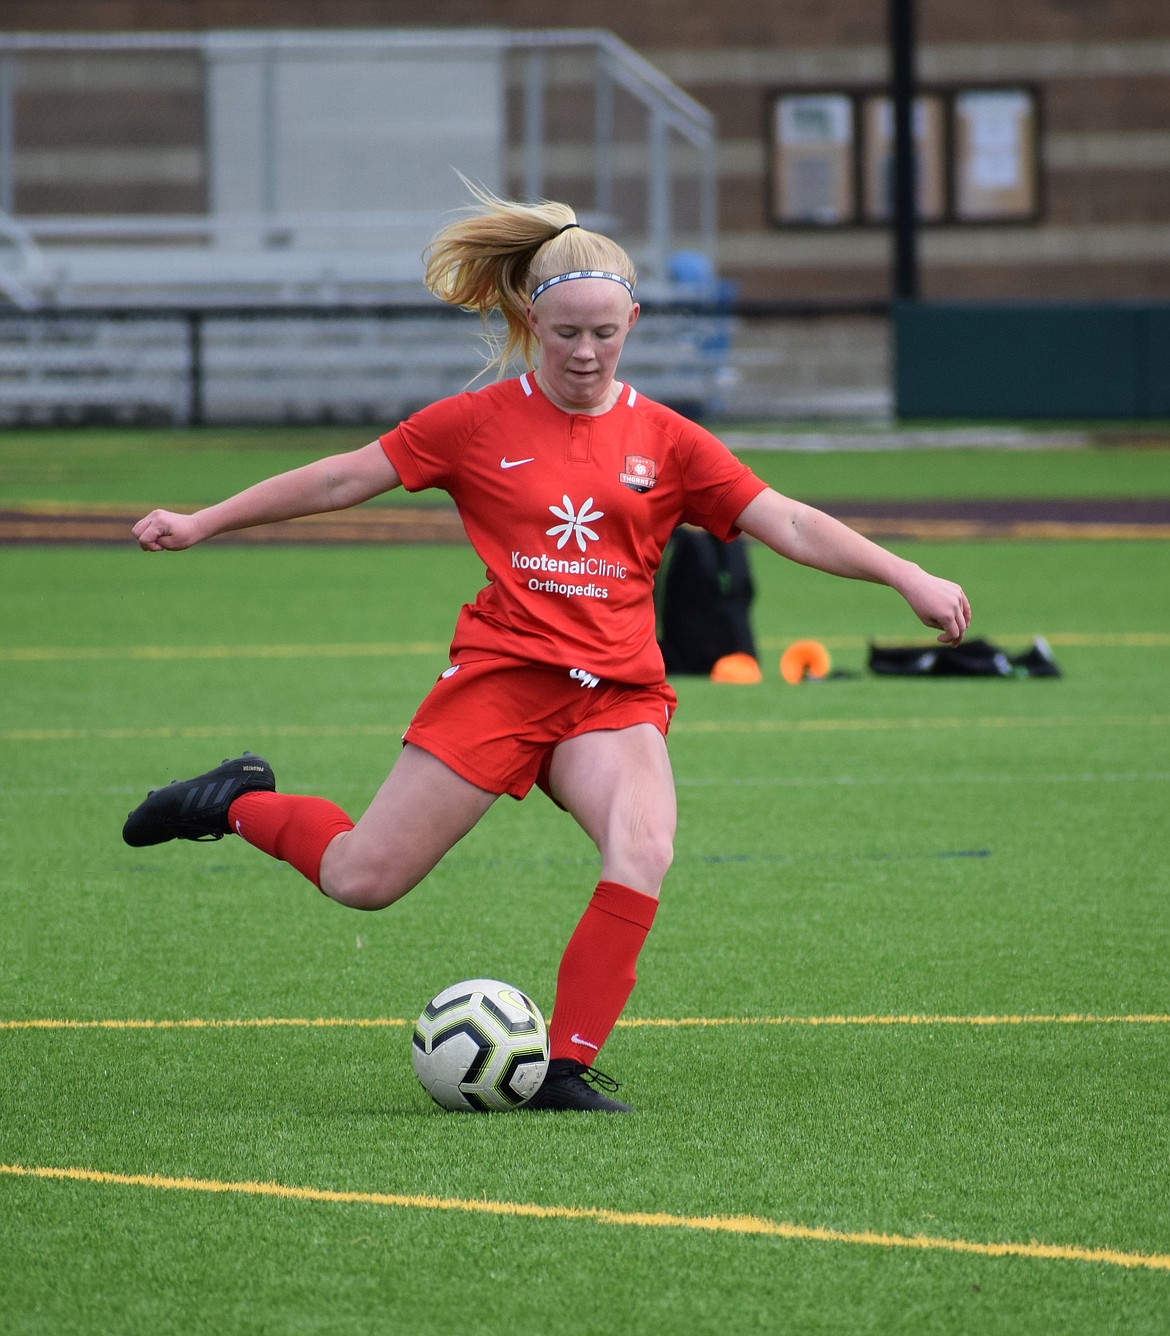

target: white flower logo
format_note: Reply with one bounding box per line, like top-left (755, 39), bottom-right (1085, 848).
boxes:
top-left (546, 495), bottom-right (604, 552)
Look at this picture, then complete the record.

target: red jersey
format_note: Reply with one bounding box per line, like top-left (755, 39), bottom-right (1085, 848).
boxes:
top-left (379, 373), bottom-right (767, 685)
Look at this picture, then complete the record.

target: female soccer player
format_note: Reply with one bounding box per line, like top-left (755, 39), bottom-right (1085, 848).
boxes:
top-left (124, 187), bottom-right (971, 1112)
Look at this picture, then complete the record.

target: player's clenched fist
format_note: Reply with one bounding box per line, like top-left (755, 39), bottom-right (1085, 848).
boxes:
top-left (132, 509), bottom-right (202, 551)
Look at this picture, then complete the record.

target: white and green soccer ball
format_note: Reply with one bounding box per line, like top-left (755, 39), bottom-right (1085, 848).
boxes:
top-left (411, 978), bottom-right (549, 1112)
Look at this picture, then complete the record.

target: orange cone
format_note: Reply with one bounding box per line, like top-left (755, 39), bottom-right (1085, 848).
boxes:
top-left (710, 653), bottom-right (763, 684)
top-left (779, 640), bottom-right (831, 684)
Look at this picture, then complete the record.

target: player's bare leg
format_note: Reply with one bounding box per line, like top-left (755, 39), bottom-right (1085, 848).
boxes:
top-left (526, 723), bottom-right (677, 1112)
top-left (318, 743), bottom-right (498, 910)
top-left (547, 722), bottom-right (677, 896)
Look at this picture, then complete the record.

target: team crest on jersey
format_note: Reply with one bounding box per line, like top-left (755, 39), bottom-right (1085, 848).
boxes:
top-left (620, 455), bottom-right (658, 493)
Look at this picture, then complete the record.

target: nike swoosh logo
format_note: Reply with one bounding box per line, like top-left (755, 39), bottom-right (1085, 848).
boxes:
top-left (570, 1033), bottom-right (600, 1051)
top-left (500, 457), bottom-right (535, 469)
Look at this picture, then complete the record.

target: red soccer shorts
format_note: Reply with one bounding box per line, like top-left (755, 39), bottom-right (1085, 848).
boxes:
top-left (404, 657), bottom-right (678, 800)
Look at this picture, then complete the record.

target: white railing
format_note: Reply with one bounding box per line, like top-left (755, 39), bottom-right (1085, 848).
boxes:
top-left (0, 28), bottom-right (717, 309)
top-left (0, 209), bottom-right (43, 307)
top-left (0, 305), bottom-right (741, 425)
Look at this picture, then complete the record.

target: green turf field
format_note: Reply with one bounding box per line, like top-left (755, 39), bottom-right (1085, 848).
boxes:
top-left (2, 430), bottom-right (1168, 1333)
top-left (4, 423), bottom-right (1170, 507)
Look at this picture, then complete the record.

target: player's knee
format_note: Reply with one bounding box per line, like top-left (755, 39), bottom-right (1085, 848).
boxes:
top-left (627, 822), bottom-right (674, 890)
top-left (649, 829), bottom-right (675, 884)
top-left (321, 860), bottom-right (417, 911)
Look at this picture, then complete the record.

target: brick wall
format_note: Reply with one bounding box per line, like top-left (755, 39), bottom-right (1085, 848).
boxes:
top-left (3, 0), bottom-right (1167, 301)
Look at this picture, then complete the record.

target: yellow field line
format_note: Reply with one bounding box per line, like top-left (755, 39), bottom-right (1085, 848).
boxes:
top-left (672, 715), bottom-right (1169, 735)
top-left (0, 1016), bottom-right (406, 1031)
top-left (1, 1163), bottom-right (1166, 1273)
top-left (0, 641), bottom-right (447, 663)
top-left (757, 632), bottom-right (1170, 651)
top-left (3, 1013), bottom-right (1168, 1032)
top-left (0, 723), bottom-right (410, 743)
top-left (3, 714), bottom-right (1168, 745)
top-left (2, 631), bottom-right (1168, 662)
top-left (620, 1013), bottom-right (1170, 1027)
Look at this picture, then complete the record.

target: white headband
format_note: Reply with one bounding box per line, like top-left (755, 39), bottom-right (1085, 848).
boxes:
top-left (530, 270), bottom-right (635, 303)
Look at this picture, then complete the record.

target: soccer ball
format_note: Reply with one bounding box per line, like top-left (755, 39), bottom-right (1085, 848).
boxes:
top-left (411, 978), bottom-right (549, 1112)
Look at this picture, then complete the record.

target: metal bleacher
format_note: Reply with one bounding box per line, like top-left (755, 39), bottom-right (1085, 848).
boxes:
top-left (0, 29), bottom-right (733, 425)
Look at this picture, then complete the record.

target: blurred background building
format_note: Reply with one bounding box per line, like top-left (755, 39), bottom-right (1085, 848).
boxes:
top-left (0, 1), bottom-right (1166, 424)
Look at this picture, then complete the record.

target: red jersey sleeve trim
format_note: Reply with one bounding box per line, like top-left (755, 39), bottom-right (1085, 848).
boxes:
top-left (378, 391), bottom-right (486, 494)
top-left (671, 413), bottom-right (769, 540)
top-left (378, 426), bottom-right (425, 492)
top-left (717, 473), bottom-right (770, 541)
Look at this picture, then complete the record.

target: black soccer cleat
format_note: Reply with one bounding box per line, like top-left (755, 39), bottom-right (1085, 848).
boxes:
top-left (524, 1059), bottom-right (633, 1113)
top-left (122, 753), bottom-right (275, 847)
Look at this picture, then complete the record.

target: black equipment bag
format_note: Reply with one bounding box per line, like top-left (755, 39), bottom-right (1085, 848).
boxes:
top-left (656, 527), bottom-right (758, 675)
top-left (868, 636), bottom-right (1061, 678)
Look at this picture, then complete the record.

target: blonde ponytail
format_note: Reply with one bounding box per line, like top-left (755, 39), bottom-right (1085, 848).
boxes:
top-left (423, 180), bottom-right (636, 377)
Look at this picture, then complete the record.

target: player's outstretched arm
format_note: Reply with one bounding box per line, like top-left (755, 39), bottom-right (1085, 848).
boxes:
top-left (735, 487), bottom-right (971, 646)
top-left (133, 441), bottom-right (401, 551)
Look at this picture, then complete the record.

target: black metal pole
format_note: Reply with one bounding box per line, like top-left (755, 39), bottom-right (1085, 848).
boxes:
top-left (186, 310), bottom-right (204, 426)
top-left (890, 0), bottom-right (919, 300)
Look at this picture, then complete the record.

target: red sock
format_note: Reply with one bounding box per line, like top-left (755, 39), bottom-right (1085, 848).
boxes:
top-left (547, 880), bottom-right (659, 1065)
top-left (227, 791), bottom-right (354, 891)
